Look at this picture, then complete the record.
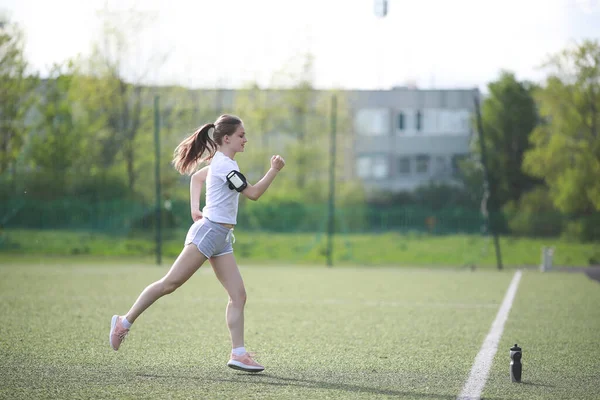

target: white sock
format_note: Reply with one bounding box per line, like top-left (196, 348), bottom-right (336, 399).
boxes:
top-left (121, 317), bottom-right (132, 329)
top-left (232, 346), bottom-right (246, 356)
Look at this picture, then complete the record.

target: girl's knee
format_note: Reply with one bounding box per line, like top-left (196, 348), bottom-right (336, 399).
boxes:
top-left (229, 289), bottom-right (247, 306)
top-left (161, 278), bottom-right (182, 295)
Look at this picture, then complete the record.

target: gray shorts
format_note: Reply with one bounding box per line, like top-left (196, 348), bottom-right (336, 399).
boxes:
top-left (185, 218), bottom-right (234, 258)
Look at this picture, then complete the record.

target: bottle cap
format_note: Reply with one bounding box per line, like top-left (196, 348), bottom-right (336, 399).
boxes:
top-left (510, 344), bottom-right (522, 352)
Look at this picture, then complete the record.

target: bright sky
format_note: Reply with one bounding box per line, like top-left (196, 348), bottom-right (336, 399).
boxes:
top-left (1, 0), bottom-right (599, 90)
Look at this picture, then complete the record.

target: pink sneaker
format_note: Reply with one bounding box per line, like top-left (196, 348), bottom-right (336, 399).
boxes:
top-left (227, 352), bottom-right (265, 372)
top-left (109, 315), bottom-right (129, 351)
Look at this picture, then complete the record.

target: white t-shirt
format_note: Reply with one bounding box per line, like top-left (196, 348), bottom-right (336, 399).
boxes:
top-left (202, 151), bottom-right (241, 225)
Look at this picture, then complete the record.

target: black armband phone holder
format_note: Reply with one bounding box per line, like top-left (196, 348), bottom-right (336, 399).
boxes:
top-left (226, 170), bottom-right (248, 192)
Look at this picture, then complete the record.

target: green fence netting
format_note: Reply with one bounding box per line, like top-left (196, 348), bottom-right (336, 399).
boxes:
top-left (0, 197), bottom-right (486, 235)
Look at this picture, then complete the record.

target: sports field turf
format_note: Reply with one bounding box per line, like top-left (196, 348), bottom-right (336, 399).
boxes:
top-left (0, 258), bottom-right (598, 399)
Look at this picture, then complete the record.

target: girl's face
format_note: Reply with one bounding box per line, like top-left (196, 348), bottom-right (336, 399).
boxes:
top-left (224, 123), bottom-right (247, 153)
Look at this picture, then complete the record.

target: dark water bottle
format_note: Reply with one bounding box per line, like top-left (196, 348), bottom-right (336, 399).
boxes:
top-left (510, 344), bottom-right (522, 382)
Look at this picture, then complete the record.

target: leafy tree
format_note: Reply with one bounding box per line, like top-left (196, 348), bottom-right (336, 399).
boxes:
top-left (503, 186), bottom-right (564, 237)
top-left (72, 7), bottom-right (165, 194)
top-left (0, 15), bottom-right (37, 176)
top-left (133, 85), bottom-right (218, 203)
top-left (523, 40), bottom-right (600, 214)
top-left (277, 55), bottom-right (356, 202)
top-left (269, 54), bottom-right (324, 191)
top-left (29, 63), bottom-right (82, 189)
top-left (233, 83), bottom-right (287, 184)
top-left (233, 56), bottom-right (360, 205)
top-left (473, 71), bottom-right (540, 208)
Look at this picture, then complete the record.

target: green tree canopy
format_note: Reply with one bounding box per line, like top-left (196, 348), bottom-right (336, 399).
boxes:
top-left (477, 70), bottom-right (540, 207)
top-left (524, 40), bottom-right (600, 214)
top-left (0, 15), bottom-right (37, 176)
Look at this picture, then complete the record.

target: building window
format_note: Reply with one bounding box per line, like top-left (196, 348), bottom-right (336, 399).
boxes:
top-left (372, 158), bottom-right (388, 179)
top-left (416, 154), bottom-right (430, 174)
top-left (356, 157), bottom-right (371, 179)
top-left (355, 109), bottom-right (391, 136)
top-left (439, 109), bottom-right (471, 134)
top-left (415, 110), bottom-right (422, 131)
top-left (356, 155), bottom-right (389, 179)
top-left (398, 157), bottom-right (411, 174)
top-left (397, 113), bottom-right (405, 131)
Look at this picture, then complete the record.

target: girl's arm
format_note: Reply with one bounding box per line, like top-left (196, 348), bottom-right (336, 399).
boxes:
top-left (242, 155), bottom-right (285, 201)
top-left (190, 166), bottom-right (209, 221)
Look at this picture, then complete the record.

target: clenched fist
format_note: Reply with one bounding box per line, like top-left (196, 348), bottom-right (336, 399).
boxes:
top-left (191, 209), bottom-right (203, 222)
top-left (271, 155), bottom-right (285, 171)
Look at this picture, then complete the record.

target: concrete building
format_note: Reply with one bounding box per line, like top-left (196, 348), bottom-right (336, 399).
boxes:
top-left (346, 86), bottom-right (479, 192)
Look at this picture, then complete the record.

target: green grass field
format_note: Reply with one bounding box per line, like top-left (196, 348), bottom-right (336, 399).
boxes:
top-left (2, 228), bottom-right (599, 267)
top-left (0, 257), bottom-right (598, 399)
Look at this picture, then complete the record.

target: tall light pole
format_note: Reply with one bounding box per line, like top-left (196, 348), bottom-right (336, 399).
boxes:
top-left (374, 0), bottom-right (388, 88)
top-left (374, 0), bottom-right (388, 18)
top-left (474, 95), bottom-right (503, 270)
top-left (326, 95), bottom-right (337, 267)
top-left (154, 96), bottom-right (162, 266)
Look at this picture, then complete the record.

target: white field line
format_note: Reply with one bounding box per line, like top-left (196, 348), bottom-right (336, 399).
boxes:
top-left (457, 270), bottom-right (523, 400)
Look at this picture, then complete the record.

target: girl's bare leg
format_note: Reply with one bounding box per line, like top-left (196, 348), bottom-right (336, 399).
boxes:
top-left (125, 244), bottom-right (207, 323)
top-left (210, 253), bottom-right (246, 349)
